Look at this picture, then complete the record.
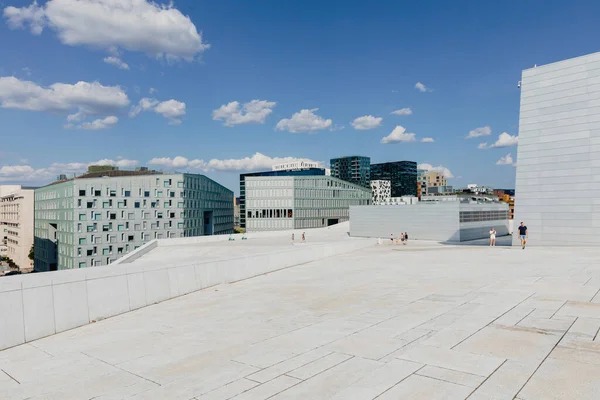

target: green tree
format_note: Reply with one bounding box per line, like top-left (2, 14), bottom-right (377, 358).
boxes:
top-left (28, 244), bottom-right (34, 261)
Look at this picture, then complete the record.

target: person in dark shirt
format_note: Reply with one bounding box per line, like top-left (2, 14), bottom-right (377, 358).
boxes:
top-left (517, 222), bottom-right (528, 249)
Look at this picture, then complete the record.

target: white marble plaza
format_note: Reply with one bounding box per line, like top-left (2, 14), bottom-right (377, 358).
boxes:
top-left (2, 238), bottom-right (600, 399)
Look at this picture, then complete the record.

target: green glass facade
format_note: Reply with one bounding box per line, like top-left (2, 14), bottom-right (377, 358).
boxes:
top-left (370, 161), bottom-right (417, 197)
top-left (330, 156), bottom-right (371, 189)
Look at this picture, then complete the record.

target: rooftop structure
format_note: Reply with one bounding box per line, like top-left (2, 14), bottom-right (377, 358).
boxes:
top-left (272, 161), bottom-right (320, 171)
top-left (34, 173), bottom-right (233, 271)
top-left (0, 185), bottom-right (35, 272)
top-left (514, 52), bottom-right (600, 246)
top-left (330, 155), bottom-right (371, 188)
top-left (1, 226), bottom-right (599, 399)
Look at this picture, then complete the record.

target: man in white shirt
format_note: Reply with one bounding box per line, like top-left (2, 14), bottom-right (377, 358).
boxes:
top-left (489, 228), bottom-right (496, 247)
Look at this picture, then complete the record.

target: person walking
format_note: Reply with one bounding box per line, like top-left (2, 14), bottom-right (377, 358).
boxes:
top-left (404, 232), bottom-right (409, 245)
top-left (390, 233), bottom-right (394, 244)
top-left (291, 233), bottom-right (295, 244)
top-left (489, 228), bottom-right (496, 247)
top-left (518, 222), bottom-right (528, 249)
top-left (302, 232), bottom-right (306, 243)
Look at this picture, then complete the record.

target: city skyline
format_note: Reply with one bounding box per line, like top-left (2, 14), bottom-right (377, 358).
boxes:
top-left (2, 0), bottom-right (600, 193)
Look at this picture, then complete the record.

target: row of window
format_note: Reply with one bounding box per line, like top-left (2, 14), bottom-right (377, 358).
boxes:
top-left (459, 210), bottom-right (509, 223)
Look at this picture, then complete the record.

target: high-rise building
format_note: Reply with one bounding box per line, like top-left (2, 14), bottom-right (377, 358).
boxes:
top-left (330, 156), bottom-right (371, 188)
top-left (514, 52), bottom-right (600, 246)
top-left (239, 168), bottom-right (326, 229)
top-left (0, 185), bottom-right (35, 271)
top-left (34, 170), bottom-right (233, 271)
top-left (244, 175), bottom-right (371, 231)
top-left (370, 161), bottom-right (417, 197)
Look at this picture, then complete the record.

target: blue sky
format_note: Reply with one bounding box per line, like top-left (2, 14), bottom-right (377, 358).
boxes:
top-left (1, 0), bottom-right (600, 194)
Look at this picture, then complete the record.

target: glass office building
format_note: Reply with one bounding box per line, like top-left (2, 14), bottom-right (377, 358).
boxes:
top-left (330, 156), bottom-right (371, 189)
top-left (370, 161), bottom-right (417, 197)
top-left (239, 168), bottom-right (326, 229)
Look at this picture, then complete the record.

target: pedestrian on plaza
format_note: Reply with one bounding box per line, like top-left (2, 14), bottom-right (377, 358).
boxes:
top-left (404, 232), bottom-right (408, 245)
top-left (518, 222), bottom-right (528, 249)
top-left (489, 228), bottom-right (496, 247)
top-left (390, 233), bottom-right (394, 243)
top-left (401, 232), bottom-right (405, 244)
top-left (302, 232), bottom-right (305, 243)
top-left (291, 233), bottom-right (295, 243)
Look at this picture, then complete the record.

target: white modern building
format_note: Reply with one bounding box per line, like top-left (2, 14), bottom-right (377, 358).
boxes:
top-left (272, 161), bottom-right (320, 171)
top-left (514, 52), bottom-right (600, 246)
top-left (0, 185), bottom-right (35, 271)
top-left (350, 201), bottom-right (509, 242)
top-left (370, 180), bottom-right (391, 204)
top-left (244, 175), bottom-right (371, 231)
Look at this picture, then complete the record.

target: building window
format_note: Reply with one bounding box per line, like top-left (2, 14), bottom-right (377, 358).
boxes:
top-left (79, 262), bottom-right (86, 268)
top-left (110, 190), bottom-right (116, 197)
top-left (79, 238), bottom-right (86, 245)
top-left (124, 191), bottom-right (131, 197)
top-left (134, 201), bottom-right (140, 208)
top-left (144, 191), bottom-right (150, 197)
top-left (79, 213), bottom-right (86, 221)
top-left (79, 189), bottom-right (86, 196)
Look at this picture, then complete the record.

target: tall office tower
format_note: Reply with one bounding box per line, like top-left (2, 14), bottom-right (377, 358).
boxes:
top-left (370, 161), bottom-right (417, 197)
top-left (0, 185), bottom-right (35, 271)
top-left (514, 52), bottom-right (600, 246)
top-left (239, 167), bottom-right (326, 229)
top-left (329, 156), bottom-right (371, 188)
top-left (34, 169), bottom-right (233, 271)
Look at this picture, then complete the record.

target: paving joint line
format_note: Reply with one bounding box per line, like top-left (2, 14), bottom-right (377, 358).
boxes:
top-left (1, 368), bottom-right (20, 385)
top-left (512, 317), bottom-right (578, 399)
top-left (589, 286), bottom-right (600, 302)
top-left (592, 319), bottom-right (600, 342)
top-left (81, 352), bottom-right (161, 387)
top-left (27, 343), bottom-right (55, 358)
top-left (514, 308), bottom-right (535, 326)
top-left (549, 300), bottom-right (567, 319)
top-left (465, 359), bottom-right (507, 399)
top-left (242, 351), bottom-right (333, 381)
top-left (373, 365), bottom-right (426, 399)
top-left (451, 292), bottom-right (537, 350)
top-left (414, 371), bottom-right (472, 388)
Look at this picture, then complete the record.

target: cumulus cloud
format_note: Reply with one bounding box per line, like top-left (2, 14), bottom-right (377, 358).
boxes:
top-left (129, 97), bottom-right (186, 124)
top-left (148, 152), bottom-right (322, 172)
top-left (477, 142), bottom-right (488, 149)
top-left (415, 82), bottom-right (432, 92)
top-left (466, 125), bottom-right (491, 139)
top-left (3, 0), bottom-right (209, 61)
top-left (275, 108), bottom-right (332, 133)
top-left (0, 158), bottom-right (138, 183)
top-left (421, 137), bottom-right (435, 143)
top-left (391, 108), bottom-right (412, 116)
top-left (212, 100), bottom-right (276, 126)
top-left (380, 125), bottom-right (416, 144)
top-left (350, 115), bottom-right (382, 130)
top-left (103, 56), bottom-right (129, 70)
top-left (76, 115), bottom-right (118, 130)
top-left (489, 132), bottom-right (518, 148)
top-left (418, 163), bottom-right (454, 179)
top-left (496, 153), bottom-right (516, 166)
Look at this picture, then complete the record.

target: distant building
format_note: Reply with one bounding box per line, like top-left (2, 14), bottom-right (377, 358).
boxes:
top-left (417, 169), bottom-right (427, 198)
top-left (466, 184), bottom-right (492, 195)
top-left (239, 167), bottom-right (326, 229)
top-left (425, 171), bottom-right (447, 191)
top-left (0, 185), bottom-right (35, 271)
top-left (371, 161), bottom-right (417, 197)
top-left (370, 180), bottom-right (391, 204)
top-left (330, 156), bottom-right (371, 188)
top-left (272, 161), bottom-right (320, 171)
top-left (234, 197), bottom-right (241, 228)
top-left (244, 175), bottom-right (371, 232)
top-left (34, 169), bottom-right (233, 271)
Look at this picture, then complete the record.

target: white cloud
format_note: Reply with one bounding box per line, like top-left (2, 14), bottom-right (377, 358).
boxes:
top-left (421, 137), bottom-right (435, 143)
top-left (380, 125), bottom-right (416, 144)
top-left (77, 115), bottom-right (118, 130)
top-left (415, 82), bottom-right (432, 92)
top-left (418, 163), bottom-right (454, 179)
top-left (275, 108), bottom-right (332, 133)
top-left (103, 56), bottom-right (129, 70)
top-left (0, 76), bottom-right (129, 124)
top-left (213, 100), bottom-right (276, 126)
top-left (391, 108), bottom-right (412, 116)
top-left (129, 97), bottom-right (186, 124)
top-left (477, 142), bottom-right (488, 149)
top-left (466, 125), bottom-right (491, 139)
top-left (489, 132), bottom-right (518, 148)
top-left (148, 87), bottom-right (157, 94)
top-left (3, 0), bottom-right (209, 61)
top-left (0, 158), bottom-right (138, 183)
top-left (148, 152), bottom-right (322, 172)
top-left (350, 115), bottom-right (382, 130)
top-left (496, 153), bottom-right (516, 166)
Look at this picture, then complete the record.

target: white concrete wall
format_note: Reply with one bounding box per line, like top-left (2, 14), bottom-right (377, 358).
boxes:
top-left (514, 52), bottom-right (600, 246)
top-left (0, 229), bottom-right (372, 351)
top-left (458, 203), bottom-right (510, 241)
top-left (350, 203), bottom-right (461, 242)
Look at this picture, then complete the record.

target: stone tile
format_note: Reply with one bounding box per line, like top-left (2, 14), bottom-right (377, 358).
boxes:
top-left (376, 374), bottom-right (473, 400)
top-left (272, 356), bottom-right (382, 399)
top-left (549, 336), bottom-right (600, 366)
top-left (516, 316), bottom-right (575, 334)
top-left (330, 359), bottom-right (423, 399)
top-left (519, 357), bottom-right (600, 400)
top-left (491, 306), bottom-right (534, 326)
top-left (246, 348), bottom-right (331, 383)
top-left (396, 344), bottom-right (504, 376)
top-left (467, 360), bottom-right (537, 399)
top-left (323, 329), bottom-right (408, 360)
top-left (232, 375), bottom-right (300, 400)
top-left (287, 352), bottom-right (351, 380)
top-left (556, 301), bottom-right (600, 319)
top-left (416, 365), bottom-right (485, 388)
top-left (198, 378), bottom-right (259, 399)
top-left (567, 317), bottom-right (600, 338)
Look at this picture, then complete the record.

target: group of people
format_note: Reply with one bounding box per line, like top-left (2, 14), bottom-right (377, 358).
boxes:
top-left (489, 222), bottom-right (529, 249)
top-left (390, 232), bottom-right (409, 245)
top-left (291, 232), bottom-right (305, 243)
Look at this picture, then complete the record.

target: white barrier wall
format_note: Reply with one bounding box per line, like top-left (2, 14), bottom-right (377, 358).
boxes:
top-left (0, 234), bottom-right (372, 351)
